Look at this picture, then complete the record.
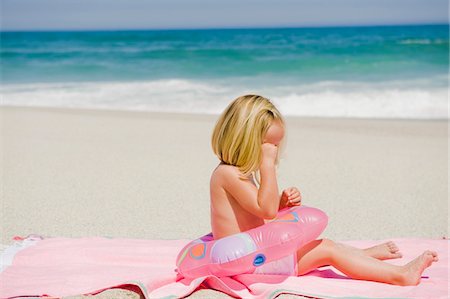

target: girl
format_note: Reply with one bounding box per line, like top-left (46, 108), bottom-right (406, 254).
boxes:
top-left (209, 94), bottom-right (438, 285)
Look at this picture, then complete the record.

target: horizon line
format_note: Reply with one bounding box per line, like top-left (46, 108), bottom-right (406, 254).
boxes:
top-left (1, 22), bottom-right (448, 33)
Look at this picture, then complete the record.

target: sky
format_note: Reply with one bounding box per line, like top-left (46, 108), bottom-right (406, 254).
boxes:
top-left (1, 0), bottom-right (448, 31)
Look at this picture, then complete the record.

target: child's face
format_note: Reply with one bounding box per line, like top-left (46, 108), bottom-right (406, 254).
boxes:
top-left (263, 119), bottom-right (285, 146)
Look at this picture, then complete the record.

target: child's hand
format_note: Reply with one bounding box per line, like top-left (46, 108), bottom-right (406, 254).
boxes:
top-left (260, 142), bottom-right (278, 167)
top-left (281, 187), bottom-right (302, 207)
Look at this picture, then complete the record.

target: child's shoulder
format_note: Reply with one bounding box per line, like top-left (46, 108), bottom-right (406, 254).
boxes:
top-left (212, 162), bottom-right (237, 178)
top-left (211, 162), bottom-right (252, 182)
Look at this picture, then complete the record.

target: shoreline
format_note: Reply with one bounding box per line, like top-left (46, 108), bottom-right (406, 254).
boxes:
top-left (1, 105), bottom-right (448, 245)
top-left (1, 104), bottom-right (448, 122)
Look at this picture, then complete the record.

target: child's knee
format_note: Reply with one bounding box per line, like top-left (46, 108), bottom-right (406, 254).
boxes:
top-left (320, 238), bottom-right (337, 258)
top-left (302, 238), bottom-right (336, 257)
top-left (320, 238), bottom-right (336, 248)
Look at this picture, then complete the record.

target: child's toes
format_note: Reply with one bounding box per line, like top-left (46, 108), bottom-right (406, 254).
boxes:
top-left (430, 251), bottom-right (439, 261)
top-left (387, 241), bottom-right (400, 253)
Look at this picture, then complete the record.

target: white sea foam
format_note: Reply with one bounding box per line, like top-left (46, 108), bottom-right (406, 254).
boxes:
top-left (1, 78), bottom-right (448, 119)
top-left (398, 38), bottom-right (448, 45)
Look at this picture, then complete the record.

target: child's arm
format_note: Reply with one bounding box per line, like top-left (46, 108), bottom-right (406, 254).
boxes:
top-left (258, 145), bottom-right (280, 218)
top-left (221, 143), bottom-right (280, 220)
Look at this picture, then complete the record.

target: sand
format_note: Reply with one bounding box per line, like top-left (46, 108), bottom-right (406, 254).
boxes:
top-left (1, 105), bottom-right (448, 298)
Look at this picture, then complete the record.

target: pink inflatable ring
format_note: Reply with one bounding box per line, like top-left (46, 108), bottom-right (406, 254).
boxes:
top-left (176, 205), bottom-right (328, 278)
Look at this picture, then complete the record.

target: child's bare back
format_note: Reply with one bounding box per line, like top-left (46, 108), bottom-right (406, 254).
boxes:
top-left (210, 162), bottom-right (265, 240)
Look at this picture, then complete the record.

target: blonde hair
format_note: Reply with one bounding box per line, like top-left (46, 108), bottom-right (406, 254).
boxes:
top-left (211, 94), bottom-right (285, 182)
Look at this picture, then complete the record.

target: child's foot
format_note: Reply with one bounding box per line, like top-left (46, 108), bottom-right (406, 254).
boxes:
top-left (399, 250), bottom-right (439, 286)
top-left (363, 241), bottom-right (403, 260)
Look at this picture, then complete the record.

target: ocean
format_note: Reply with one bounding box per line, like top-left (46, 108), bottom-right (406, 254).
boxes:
top-left (1, 24), bottom-right (448, 119)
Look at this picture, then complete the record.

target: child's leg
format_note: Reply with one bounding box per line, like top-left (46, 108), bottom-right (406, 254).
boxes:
top-left (295, 239), bottom-right (438, 285)
top-left (338, 241), bottom-right (403, 260)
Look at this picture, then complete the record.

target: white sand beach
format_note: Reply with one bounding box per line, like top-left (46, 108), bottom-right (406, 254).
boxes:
top-left (1, 105), bottom-right (448, 298)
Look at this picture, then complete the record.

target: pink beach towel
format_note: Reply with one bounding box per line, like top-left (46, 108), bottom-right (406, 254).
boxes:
top-left (0, 235), bottom-right (448, 299)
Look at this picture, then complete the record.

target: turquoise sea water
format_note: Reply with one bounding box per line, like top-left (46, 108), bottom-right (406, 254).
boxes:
top-left (1, 24), bottom-right (448, 118)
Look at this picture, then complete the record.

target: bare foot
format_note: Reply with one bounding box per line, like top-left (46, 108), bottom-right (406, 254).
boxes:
top-left (363, 241), bottom-right (403, 260)
top-left (399, 250), bottom-right (439, 286)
